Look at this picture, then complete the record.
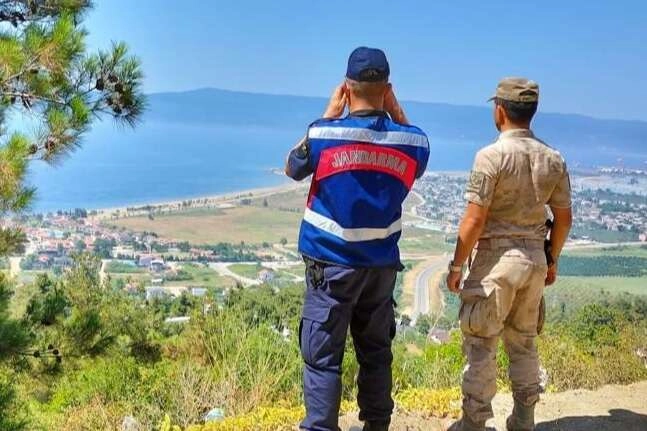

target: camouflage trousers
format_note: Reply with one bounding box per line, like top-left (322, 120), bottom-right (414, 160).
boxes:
top-left (459, 238), bottom-right (547, 423)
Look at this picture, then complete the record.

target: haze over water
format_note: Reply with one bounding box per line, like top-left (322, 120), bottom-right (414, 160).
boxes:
top-left (28, 121), bottom-right (295, 213)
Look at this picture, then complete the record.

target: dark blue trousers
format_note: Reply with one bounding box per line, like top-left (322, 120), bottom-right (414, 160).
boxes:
top-left (299, 259), bottom-right (397, 431)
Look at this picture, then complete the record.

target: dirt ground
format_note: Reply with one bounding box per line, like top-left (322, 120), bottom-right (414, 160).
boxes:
top-left (338, 381), bottom-right (647, 430)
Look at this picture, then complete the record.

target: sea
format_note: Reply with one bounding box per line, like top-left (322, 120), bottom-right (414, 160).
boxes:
top-left (27, 120), bottom-right (300, 213)
top-left (28, 115), bottom-right (632, 213)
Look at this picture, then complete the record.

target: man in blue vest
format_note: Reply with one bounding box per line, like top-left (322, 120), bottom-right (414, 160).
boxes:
top-left (285, 47), bottom-right (430, 431)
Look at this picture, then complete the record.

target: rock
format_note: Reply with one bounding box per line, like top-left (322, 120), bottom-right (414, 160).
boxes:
top-left (121, 416), bottom-right (139, 431)
top-left (204, 407), bottom-right (225, 422)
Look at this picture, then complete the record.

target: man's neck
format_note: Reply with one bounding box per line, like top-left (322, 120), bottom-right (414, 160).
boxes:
top-left (349, 100), bottom-right (384, 113)
top-left (499, 123), bottom-right (531, 133)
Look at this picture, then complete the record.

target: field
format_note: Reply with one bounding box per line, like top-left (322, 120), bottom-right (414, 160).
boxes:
top-left (399, 227), bottom-right (453, 255)
top-left (105, 185), bottom-right (454, 254)
top-left (106, 263), bottom-right (237, 290)
top-left (544, 275), bottom-right (647, 321)
top-left (228, 263), bottom-right (265, 279)
top-left (108, 272), bottom-right (152, 289)
top-left (107, 205), bottom-right (302, 245)
top-left (105, 261), bottom-right (145, 274)
top-left (571, 225), bottom-right (639, 243)
top-left (249, 188), bottom-right (309, 211)
top-left (280, 263), bottom-right (306, 277)
top-left (168, 263), bottom-right (237, 289)
top-left (551, 276), bottom-right (646, 297)
top-left (565, 244), bottom-right (647, 258)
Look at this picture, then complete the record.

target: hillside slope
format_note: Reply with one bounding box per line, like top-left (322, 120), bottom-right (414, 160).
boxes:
top-left (339, 381), bottom-right (647, 430)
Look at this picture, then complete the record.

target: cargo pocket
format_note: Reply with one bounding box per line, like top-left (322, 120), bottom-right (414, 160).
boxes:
top-left (459, 294), bottom-right (494, 337)
top-left (299, 289), bottom-right (334, 366)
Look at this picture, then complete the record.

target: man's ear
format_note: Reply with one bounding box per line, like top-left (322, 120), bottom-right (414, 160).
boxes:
top-left (385, 82), bottom-right (393, 95)
top-left (495, 103), bottom-right (506, 127)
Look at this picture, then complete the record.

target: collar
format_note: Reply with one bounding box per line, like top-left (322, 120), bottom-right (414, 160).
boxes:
top-left (348, 109), bottom-right (389, 118)
top-left (499, 128), bottom-right (534, 139)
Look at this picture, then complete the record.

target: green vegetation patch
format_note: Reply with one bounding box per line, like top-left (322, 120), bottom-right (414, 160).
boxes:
top-left (228, 263), bottom-right (264, 280)
top-left (566, 244), bottom-right (647, 258)
top-left (559, 256), bottom-right (647, 277)
top-left (399, 228), bottom-right (453, 254)
top-left (105, 261), bottom-right (145, 274)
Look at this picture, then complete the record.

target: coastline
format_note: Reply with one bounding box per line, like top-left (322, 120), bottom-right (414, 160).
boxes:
top-left (91, 181), bottom-right (307, 220)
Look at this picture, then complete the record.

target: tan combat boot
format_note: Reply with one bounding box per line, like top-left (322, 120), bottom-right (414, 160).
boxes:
top-left (506, 400), bottom-right (535, 431)
top-left (446, 415), bottom-right (486, 431)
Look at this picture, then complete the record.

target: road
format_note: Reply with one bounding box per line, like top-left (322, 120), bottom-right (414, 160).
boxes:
top-left (412, 256), bottom-right (449, 320)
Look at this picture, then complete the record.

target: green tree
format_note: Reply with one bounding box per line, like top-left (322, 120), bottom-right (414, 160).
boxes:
top-left (92, 237), bottom-right (116, 258)
top-left (0, 275), bottom-right (30, 361)
top-left (74, 238), bottom-right (86, 252)
top-left (571, 303), bottom-right (622, 353)
top-left (415, 314), bottom-right (432, 336)
top-left (0, 3), bottom-right (144, 427)
top-left (0, 0), bottom-right (145, 256)
top-left (25, 273), bottom-right (68, 326)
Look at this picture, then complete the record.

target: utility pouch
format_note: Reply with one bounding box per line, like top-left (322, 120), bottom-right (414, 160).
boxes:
top-left (544, 219), bottom-right (554, 267)
top-left (304, 258), bottom-right (325, 289)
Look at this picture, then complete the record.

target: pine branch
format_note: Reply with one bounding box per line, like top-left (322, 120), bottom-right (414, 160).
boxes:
top-left (0, 90), bottom-right (66, 106)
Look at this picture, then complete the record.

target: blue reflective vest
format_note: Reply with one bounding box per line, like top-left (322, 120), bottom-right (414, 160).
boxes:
top-left (298, 114), bottom-right (430, 267)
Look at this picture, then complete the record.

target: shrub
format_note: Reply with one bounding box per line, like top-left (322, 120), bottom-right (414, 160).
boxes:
top-left (0, 369), bottom-right (28, 431)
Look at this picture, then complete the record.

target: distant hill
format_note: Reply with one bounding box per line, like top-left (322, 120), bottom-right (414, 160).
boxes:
top-left (146, 88), bottom-right (647, 170)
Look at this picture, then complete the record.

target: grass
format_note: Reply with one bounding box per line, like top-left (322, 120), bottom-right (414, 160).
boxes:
top-left (107, 206), bottom-right (301, 245)
top-left (279, 264), bottom-right (305, 278)
top-left (169, 263), bottom-right (237, 289)
top-left (571, 226), bottom-right (639, 243)
top-left (9, 280), bottom-right (38, 318)
top-left (107, 264), bottom-right (237, 290)
top-left (228, 263), bottom-right (264, 279)
top-left (108, 273), bottom-right (152, 289)
top-left (105, 261), bottom-right (145, 274)
top-left (551, 276), bottom-right (647, 297)
top-left (399, 227), bottom-right (453, 254)
top-left (544, 276), bottom-right (647, 321)
top-left (249, 188), bottom-right (309, 212)
top-left (565, 244), bottom-right (647, 258)
top-left (16, 270), bottom-right (50, 285)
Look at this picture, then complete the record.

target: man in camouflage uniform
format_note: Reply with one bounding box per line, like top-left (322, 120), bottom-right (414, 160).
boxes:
top-left (445, 78), bottom-right (573, 431)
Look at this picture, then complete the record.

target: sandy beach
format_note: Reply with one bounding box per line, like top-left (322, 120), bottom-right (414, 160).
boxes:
top-left (91, 181), bottom-right (308, 220)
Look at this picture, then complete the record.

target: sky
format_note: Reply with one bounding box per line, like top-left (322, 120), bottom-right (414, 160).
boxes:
top-left (84, 0), bottom-right (647, 121)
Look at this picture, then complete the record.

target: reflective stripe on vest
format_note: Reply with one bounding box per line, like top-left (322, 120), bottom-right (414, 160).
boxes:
top-left (308, 126), bottom-right (428, 148)
top-left (303, 207), bottom-right (402, 242)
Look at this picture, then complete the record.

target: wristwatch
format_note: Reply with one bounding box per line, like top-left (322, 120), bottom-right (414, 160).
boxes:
top-left (448, 260), bottom-right (464, 273)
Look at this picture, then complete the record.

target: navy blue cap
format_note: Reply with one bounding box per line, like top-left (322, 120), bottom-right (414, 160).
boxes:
top-left (346, 47), bottom-right (390, 82)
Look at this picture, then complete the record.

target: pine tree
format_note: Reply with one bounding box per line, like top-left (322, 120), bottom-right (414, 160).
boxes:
top-left (0, 0), bottom-right (145, 254)
top-left (0, 2), bottom-right (145, 427)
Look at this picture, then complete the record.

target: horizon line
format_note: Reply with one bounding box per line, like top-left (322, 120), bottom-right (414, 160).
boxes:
top-left (145, 86), bottom-right (647, 125)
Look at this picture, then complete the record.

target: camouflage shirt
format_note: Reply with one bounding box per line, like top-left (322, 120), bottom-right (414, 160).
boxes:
top-left (465, 129), bottom-right (571, 239)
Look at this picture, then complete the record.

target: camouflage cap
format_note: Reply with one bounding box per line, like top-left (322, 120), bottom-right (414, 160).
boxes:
top-left (488, 77), bottom-right (539, 103)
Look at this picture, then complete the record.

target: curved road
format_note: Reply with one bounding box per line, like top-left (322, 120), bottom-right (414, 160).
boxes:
top-left (412, 256), bottom-right (449, 320)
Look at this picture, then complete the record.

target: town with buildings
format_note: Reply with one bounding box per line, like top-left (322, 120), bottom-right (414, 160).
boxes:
top-left (2, 170), bottom-right (645, 314)
top-left (413, 171), bottom-right (647, 243)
